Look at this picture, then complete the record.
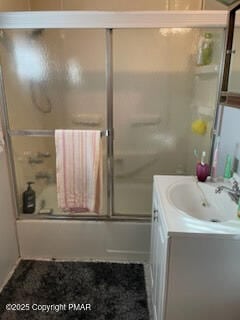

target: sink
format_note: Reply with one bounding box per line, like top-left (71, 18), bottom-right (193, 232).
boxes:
top-left (167, 180), bottom-right (237, 222)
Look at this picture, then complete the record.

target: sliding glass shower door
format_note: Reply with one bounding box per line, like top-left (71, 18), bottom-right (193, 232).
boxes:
top-left (113, 28), bottom-right (224, 216)
top-left (0, 29), bottom-right (108, 216)
top-left (0, 17), bottom-right (225, 218)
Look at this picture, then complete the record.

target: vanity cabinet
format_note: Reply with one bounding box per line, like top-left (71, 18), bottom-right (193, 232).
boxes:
top-left (150, 178), bottom-right (240, 320)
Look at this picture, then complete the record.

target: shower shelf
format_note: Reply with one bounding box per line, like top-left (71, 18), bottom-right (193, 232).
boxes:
top-left (197, 106), bottom-right (214, 119)
top-left (195, 64), bottom-right (219, 75)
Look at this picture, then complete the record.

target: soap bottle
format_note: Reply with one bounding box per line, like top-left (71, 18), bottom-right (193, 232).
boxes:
top-left (196, 32), bottom-right (213, 66)
top-left (22, 182), bottom-right (36, 214)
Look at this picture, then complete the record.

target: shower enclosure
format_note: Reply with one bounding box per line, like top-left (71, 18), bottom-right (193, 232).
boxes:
top-left (0, 11), bottom-right (227, 219)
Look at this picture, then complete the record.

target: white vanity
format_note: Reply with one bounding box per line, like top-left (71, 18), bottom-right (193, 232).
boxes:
top-left (150, 175), bottom-right (240, 320)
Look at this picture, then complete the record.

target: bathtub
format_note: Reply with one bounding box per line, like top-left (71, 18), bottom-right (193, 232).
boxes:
top-left (34, 181), bottom-right (152, 216)
top-left (18, 183), bottom-right (151, 262)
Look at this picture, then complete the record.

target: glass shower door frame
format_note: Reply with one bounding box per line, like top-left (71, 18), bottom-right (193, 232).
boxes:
top-left (0, 10), bottom-right (228, 220)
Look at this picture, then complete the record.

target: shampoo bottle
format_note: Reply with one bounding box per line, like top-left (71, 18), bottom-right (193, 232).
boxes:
top-left (22, 182), bottom-right (36, 214)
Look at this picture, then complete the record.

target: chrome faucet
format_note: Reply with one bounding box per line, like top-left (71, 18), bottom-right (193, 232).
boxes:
top-left (215, 179), bottom-right (240, 204)
top-left (35, 171), bottom-right (52, 182)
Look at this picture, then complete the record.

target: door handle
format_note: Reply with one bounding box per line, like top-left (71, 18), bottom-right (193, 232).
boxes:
top-left (153, 209), bottom-right (158, 222)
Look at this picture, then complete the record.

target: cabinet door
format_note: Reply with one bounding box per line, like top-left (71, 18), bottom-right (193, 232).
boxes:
top-left (150, 191), bottom-right (168, 320)
top-left (156, 222), bottom-right (168, 320)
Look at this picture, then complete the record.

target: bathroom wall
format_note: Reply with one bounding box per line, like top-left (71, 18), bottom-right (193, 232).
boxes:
top-left (0, 136), bottom-right (19, 289)
top-left (0, 0), bottom-right (29, 11)
top-left (29, 0), bottom-right (202, 10)
top-left (204, 0), bottom-right (226, 10)
top-left (0, 0), bottom-right (226, 12)
top-left (0, 0), bottom-right (25, 291)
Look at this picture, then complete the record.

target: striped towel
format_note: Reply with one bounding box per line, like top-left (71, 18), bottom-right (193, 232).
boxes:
top-left (55, 130), bottom-right (102, 214)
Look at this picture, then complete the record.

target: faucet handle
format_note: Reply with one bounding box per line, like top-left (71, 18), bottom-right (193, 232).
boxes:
top-left (232, 179), bottom-right (240, 192)
top-left (215, 186), bottom-right (223, 193)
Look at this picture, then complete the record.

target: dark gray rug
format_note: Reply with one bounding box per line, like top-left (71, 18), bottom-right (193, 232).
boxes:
top-left (0, 260), bottom-right (149, 319)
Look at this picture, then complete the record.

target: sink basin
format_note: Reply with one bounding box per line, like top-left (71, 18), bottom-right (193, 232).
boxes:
top-left (167, 180), bottom-right (237, 222)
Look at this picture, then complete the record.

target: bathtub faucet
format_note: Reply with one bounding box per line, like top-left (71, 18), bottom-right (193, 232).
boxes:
top-left (35, 171), bottom-right (52, 183)
top-left (215, 179), bottom-right (240, 204)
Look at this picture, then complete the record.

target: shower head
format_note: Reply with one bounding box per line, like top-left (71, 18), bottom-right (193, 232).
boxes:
top-left (0, 30), bottom-right (12, 50)
top-left (0, 28), bottom-right (45, 49)
top-left (31, 29), bottom-right (45, 38)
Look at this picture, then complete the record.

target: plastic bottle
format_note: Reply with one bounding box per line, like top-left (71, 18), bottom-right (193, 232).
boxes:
top-left (22, 182), bottom-right (36, 214)
top-left (232, 143), bottom-right (240, 174)
top-left (224, 154), bottom-right (232, 179)
top-left (196, 151), bottom-right (210, 182)
top-left (211, 136), bottom-right (220, 182)
top-left (196, 32), bottom-right (213, 66)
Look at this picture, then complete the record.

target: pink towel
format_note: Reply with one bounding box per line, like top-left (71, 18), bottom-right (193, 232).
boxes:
top-left (55, 130), bottom-right (102, 214)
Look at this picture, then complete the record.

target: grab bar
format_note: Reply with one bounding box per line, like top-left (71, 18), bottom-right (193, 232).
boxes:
top-left (8, 129), bottom-right (110, 138)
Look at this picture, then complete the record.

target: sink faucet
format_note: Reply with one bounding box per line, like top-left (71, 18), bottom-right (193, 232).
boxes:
top-left (215, 179), bottom-right (240, 204)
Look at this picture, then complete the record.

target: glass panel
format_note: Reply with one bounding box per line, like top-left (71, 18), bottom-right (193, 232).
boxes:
top-left (11, 136), bottom-right (107, 216)
top-left (113, 28), bottom-right (224, 216)
top-left (0, 29), bottom-right (106, 130)
top-left (228, 11), bottom-right (240, 93)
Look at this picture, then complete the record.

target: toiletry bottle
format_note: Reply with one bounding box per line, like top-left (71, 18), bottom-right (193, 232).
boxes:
top-left (232, 143), bottom-right (240, 174)
top-left (211, 136), bottom-right (220, 182)
top-left (22, 182), bottom-right (36, 214)
top-left (196, 151), bottom-right (210, 182)
top-left (196, 32), bottom-right (213, 66)
top-left (202, 33), bottom-right (213, 65)
top-left (224, 154), bottom-right (232, 179)
top-left (196, 35), bottom-right (204, 66)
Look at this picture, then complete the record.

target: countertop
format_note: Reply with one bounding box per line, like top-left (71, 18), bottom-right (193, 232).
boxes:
top-left (154, 175), bottom-right (240, 238)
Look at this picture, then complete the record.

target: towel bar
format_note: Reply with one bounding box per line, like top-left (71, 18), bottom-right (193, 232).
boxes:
top-left (9, 129), bottom-right (110, 138)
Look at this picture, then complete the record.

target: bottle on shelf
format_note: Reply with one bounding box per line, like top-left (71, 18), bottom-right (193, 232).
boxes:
top-left (196, 32), bottom-right (213, 66)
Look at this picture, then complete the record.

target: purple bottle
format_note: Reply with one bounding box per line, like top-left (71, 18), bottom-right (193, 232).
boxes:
top-left (196, 162), bottom-right (210, 182)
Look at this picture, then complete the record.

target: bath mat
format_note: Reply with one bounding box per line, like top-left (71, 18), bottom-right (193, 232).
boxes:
top-left (0, 260), bottom-right (149, 320)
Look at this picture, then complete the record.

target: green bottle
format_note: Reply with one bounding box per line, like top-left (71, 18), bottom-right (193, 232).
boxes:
top-left (224, 154), bottom-right (232, 179)
top-left (202, 33), bottom-right (213, 65)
